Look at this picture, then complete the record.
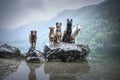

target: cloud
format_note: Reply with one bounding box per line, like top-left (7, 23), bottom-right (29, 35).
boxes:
top-left (0, 0), bottom-right (45, 29)
top-left (0, 0), bottom-right (104, 29)
top-left (43, 0), bottom-right (104, 12)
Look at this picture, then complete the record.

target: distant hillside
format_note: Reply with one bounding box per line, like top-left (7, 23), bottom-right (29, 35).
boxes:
top-left (0, 0), bottom-right (120, 52)
top-left (51, 0), bottom-right (120, 49)
top-left (75, 0), bottom-right (120, 49)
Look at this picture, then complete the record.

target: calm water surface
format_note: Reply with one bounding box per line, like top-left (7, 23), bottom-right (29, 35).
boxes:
top-left (4, 48), bottom-right (120, 80)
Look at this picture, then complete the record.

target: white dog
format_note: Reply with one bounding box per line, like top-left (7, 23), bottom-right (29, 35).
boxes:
top-left (71, 24), bottom-right (82, 43)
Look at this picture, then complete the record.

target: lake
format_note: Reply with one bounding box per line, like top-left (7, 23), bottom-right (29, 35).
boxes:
top-left (3, 47), bottom-right (120, 80)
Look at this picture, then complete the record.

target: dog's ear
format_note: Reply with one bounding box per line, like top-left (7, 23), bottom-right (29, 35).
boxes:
top-left (56, 22), bottom-right (58, 26)
top-left (71, 19), bottom-right (73, 22)
top-left (60, 23), bottom-right (62, 26)
top-left (81, 25), bottom-right (82, 27)
top-left (31, 30), bottom-right (33, 33)
top-left (35, 30), bottom-right (37, 33)
top-left (67, 19), bottom-right (69, 22)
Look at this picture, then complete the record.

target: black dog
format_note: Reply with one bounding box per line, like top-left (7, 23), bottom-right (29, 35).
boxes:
top-left (62, 19), bottom-right (72, 42)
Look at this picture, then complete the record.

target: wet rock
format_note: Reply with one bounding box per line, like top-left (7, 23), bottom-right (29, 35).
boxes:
top-left (44, 42), bottom-right (90, 62)
top-left (26, 48), bottom-right (45, 63)
top-left (0, 44), bottom-right (22, 58)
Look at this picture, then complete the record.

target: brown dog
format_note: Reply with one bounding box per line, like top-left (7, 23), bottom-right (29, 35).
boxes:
top-left (29, 30), bottom-right (37, 49)
top-left (55, 22), bottom-right (62, 42)
top-left (49, 27), bottom-right (57, 44)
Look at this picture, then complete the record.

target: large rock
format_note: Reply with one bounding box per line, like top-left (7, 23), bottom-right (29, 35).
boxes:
top-left (26, 48), bottom-right (45, 63)
top-left (44, 42), bottom-right (90, 62)
top-left (0, 44), bottom-right (22, 58)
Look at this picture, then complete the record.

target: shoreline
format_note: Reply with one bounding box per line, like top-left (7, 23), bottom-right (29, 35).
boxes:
top-left (0, 58), bottom-right (21, 80)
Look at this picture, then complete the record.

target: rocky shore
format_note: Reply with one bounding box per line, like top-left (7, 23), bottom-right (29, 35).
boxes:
top-left (0, 44), bottom-right (24, 59)
top-left (0, 58), bottom-right (20, 80)
top-left (0, 43), bottom-right (90, 62)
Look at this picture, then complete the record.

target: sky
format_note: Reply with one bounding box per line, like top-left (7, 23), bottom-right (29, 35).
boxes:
top-left (0, 0), bottom-right (105, 29)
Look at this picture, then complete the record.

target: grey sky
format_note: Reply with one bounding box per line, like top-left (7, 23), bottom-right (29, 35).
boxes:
top-left (0, 0), bottom-right (105, 29)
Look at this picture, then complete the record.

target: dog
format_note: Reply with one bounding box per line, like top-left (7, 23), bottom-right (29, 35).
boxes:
top-left (71, 24), bottom-right (82, 43)
top-left (29, 30), bottom-right (37, 49)
top-left (49, 27), bottom-right (57, 44)
top-left (62, 19), bottom-right (72, 42)
top-left (55, 22), bottom-right (62, 42)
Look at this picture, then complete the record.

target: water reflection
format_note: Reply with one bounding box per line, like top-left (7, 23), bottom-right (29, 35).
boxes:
top-left (4, 61), bottom-right (49, 80)
top-left (27, 62), bottom-right (41, 80)
top-left (4, 61), bottom-right (30, 80)
top-left (27, 62), bottom-right (49, 80)
top-left (44, 61), bottom-right (90, 80)
top-left (4, 61), bottom-right (90, 80)
top-left (3, 47), bottom-right (120, 80)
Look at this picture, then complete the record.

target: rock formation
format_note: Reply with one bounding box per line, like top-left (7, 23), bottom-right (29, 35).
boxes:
top-left (44, 42), bottom-right (90, 62)
top-left (0, 44), bottom-right (22, 58)
top-left (26, 48), bottom-right (45, 63)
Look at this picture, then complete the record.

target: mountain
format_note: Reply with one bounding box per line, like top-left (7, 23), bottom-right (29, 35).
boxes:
top-left (49, 0), bottom-right (120, 49)
top-left (0, 0), bottom-right (120, 52)
top-left (56, 0), bottom-right (120, 49)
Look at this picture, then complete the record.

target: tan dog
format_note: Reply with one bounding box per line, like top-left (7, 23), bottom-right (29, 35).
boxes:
top-left (29, 30), bottom-right (37, 49)
top-left (55, 22), bottom-right (62, 42)
top-left (49, 27), bottom-right (57, 44)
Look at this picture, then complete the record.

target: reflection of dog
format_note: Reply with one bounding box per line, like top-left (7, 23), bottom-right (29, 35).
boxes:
top-left (27, 62), bottom-right (41, 80)
top-left (29, 30), bottom-right (37, 49)
top-left (62, 19), bottom-right (72, 42)
top-left (55, 22), bottom-right (62, 42)
top-left (49, 27), bottom-right (57, 44)
top-left (71, 24), bottom-right (82, 43)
